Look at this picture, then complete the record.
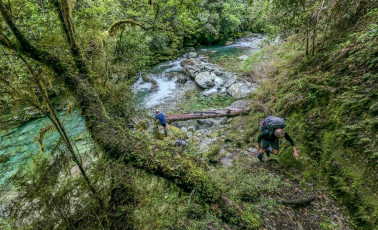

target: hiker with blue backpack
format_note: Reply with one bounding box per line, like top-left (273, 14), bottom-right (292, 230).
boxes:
top-left (155, 110), bottom-right (168, 136)
top-left (257, 116), bottom-right (299, 162)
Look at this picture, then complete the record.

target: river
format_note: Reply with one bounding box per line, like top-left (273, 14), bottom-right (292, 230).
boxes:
top-left (0, 33), bottom-right (265, 188)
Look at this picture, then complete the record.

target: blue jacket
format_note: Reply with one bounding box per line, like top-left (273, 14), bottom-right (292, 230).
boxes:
top-left (155, 113), bottom-right (166, 124)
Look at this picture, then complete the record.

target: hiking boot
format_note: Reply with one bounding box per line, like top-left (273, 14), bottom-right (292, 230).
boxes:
top-left (257, 153), bottom-right (263, 162)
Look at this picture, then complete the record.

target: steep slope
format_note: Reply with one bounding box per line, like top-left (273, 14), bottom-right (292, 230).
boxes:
top-left (243, 8), bottom-right (377, 229)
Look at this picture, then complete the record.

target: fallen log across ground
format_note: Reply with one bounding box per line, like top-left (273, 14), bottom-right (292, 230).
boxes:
top-left (166, 108), bottom-right (251, 123)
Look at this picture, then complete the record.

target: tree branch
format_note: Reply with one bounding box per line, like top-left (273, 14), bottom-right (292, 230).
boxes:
top-left (0, 0), bottom-right (246, 225)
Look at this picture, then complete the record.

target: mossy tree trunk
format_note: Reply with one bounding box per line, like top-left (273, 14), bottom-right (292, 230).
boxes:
top-left (0, 0), bottom-right (245, 226)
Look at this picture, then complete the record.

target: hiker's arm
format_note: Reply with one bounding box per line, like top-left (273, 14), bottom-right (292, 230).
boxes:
top-left (285, 133), bottom-right (299, 160)
top-left (292, 146), bottom-right (299, 160)
top-left (284, 132), bottom-right (295, 146)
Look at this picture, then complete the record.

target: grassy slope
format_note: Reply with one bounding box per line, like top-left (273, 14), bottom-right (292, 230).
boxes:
top-left (242, 10), bottom-right (377, 229)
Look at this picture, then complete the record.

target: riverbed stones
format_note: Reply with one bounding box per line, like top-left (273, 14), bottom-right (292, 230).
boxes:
top-left (195, 72), bottom-right (217, 89)
top-left (180, 59), bottom-right (206, 78)
top-left (238, 55), bottom-right (249, 61)
top-left (224, 73), bottom-right (237, 88)
top-left (188, 52), bottom-right (198, 58)
top-left (227, 100), bottom-right (252, 109)
top-left (212, 67), bottom-right (224, 77)
top-left (220, 150), bottom-right (233, 166)
top-left (187, 126), bottom-right (196, 132)
top-left (165, 72), bottom-right (188, 84)
top-left (227, 82), bottom-right (257, 99)
top-left (225, 40), bottom-right (234, 46)
top-left (70, 165), bottom-right (81, 176)
top-left (196, 119), bottom-right (215, 130)
top-left (202, 88), bottom-right (218, 96)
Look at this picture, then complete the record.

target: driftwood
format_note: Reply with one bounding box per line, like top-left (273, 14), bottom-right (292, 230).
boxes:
top-left (166, 108), bottom-right (250, 123)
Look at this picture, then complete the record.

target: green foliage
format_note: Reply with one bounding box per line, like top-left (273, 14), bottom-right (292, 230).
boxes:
top-left (241, 212), bottom-right (262, 230)
top-left (319, 217), bottom-right (341, 230)
top-left (206, 145), bottom-right (221, 164)
top-left (244, 5), bottom-right (378, 228)
top-left (178, 90), bottom-right (234, 112)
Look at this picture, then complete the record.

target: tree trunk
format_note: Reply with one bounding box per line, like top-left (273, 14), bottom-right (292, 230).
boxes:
top-left (166, 108), bottom-right (250, 123)
top-left (0, 0), bottom-right (245, 225)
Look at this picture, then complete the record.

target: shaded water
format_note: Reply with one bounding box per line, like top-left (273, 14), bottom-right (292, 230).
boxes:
top-left (205, 33), bottom-right (264, 60)
top-left (0, 33), bottom-right (264, 186)
top-left (0, 111), bottom-right (90, 185)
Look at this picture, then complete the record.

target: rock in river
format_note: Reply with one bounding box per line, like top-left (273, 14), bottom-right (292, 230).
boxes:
top-left (227, 100), bottom-right (252, 109)
top-left (165, 72), bottom-right (188, 84)
top-left (180, 59), bottom-right (206, 78)
top-left (227, 82), bottom-right (257, 99)
top-left (188, 52), bottom-right (198, 58)
top-left (195, 72), bottom-right (217, 89)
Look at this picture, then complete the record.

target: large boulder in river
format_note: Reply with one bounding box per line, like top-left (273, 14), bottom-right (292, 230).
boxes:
top-left (165, 72), bottom-right (188, 84)
top-left (188, 52), bottom-right (198, 58)
top-left (180, 59), bottom-right (206, 78)
top-left (227, 82), bottom-right (257, 99)
top-left (195, 72), bottom-right (217, 89)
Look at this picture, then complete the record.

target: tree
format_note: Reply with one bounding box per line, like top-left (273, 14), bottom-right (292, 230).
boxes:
top-left (0, 0), bottom-right (246, 227)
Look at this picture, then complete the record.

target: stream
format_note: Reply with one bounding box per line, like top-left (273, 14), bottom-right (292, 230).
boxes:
top-left (0, 33), bottom-right (265, 188)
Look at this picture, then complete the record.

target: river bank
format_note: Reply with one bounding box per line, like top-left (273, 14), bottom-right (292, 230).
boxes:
top-left (0, 33), bottom-right (353, 229)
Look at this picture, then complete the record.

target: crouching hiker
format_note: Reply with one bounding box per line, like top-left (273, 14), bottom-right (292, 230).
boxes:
top-left (257, 116), bottom-right (299, 162)
top-left (155, 110), bottom-right (167, 136)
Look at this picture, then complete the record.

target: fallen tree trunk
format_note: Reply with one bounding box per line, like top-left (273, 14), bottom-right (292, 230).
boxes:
top-left (166, 108), bottom-right (250, 123)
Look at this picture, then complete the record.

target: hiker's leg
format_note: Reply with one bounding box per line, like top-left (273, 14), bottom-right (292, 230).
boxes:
top-left (260, 140), bottom-right (270, 153)
top-left (162, 123), bottom-right (168, 136)
top-left (266, 146), bottom-right (272, 157)
top-left (271, 149), bottom-right (279, 155)
top-left (258, 140), bottom-right (269, 161)
top-left (271, 140), bottom-right (279, 155)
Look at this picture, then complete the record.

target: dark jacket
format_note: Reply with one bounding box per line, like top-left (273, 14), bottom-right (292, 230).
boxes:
top-left (257, 129), bottom-right (295, 146)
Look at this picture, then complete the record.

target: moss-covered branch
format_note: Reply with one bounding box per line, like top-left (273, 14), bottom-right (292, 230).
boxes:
top-left (0, 0), bottom-right (246, 226)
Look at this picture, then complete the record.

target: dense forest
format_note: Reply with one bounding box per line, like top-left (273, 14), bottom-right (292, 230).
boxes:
top-left (0, 0), bottom-right (376, 229)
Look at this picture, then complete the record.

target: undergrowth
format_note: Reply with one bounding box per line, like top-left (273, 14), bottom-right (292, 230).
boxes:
top-left (242, 10), bottom-right (377, 229)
